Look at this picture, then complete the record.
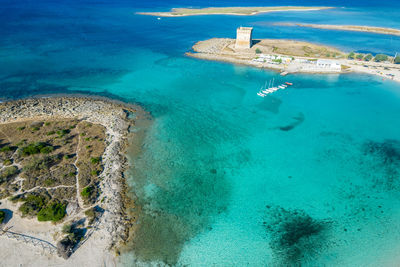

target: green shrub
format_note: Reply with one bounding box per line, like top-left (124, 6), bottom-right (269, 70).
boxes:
top-left (364, 54), bottom-right (373, 61)
top-left (90, 170), bottom-right (99, 176)
top-left (81, 186), bottom-right (94, 199)
top-left (374, 54), bottom-right (388, 62)
top-left (17, 126), bottom-right (25, 131)
top-left (56, 129), bottom-right (70, 137)
top-left (348, 52), bottom-right (355, 59)
top-left (20, 142), bottom-right (54, 156)
top-left (31, 127), bottom-right (40, 132)
top-left (64, 155), bottom-right (70, 160)
top-left (47, 131), bottom-right (56, 136)
top-left (40, 146), bottom-right (54, 154)
top-left (0, 146), bottom-right (12, 153)
top-left (37, 202), bottom-right (66, 222)
top-left (3, 159), bottom-right (12, 166)
top-left (395, 55), bottom-right (400, 64)
top-left (80, 133), bottom-right (86, 137)
top-left (20, 142), bottom-right (44, 156)
top-left (0, 210), bottom-right (5, 223)
top-left (19, 195), bottom-right (46, 216)
top-left (62, 223), bottom-right (73, 233)
top-left (90, 157), bottom-right (101, 164)
top-left (255, 48), bottom-right (262, 54)
top-left (356, 54), bottom-right (363, 60)
top-left (45, 122), bottom-right (51, 126)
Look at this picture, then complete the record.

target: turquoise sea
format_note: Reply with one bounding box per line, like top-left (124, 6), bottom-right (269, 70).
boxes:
top-left (1, 0), bottom-right (400, 265)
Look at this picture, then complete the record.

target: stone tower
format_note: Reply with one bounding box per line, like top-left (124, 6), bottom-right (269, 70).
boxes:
top-left (235, 27), bottom-right (253, 49)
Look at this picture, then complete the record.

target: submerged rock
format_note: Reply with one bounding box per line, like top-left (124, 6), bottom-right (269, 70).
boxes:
top-left (263, 206), bottom-right (331, 265)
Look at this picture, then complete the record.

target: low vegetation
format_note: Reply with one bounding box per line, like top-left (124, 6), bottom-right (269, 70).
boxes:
top-left (394, 55), bottom-right (400, 64)
top-left (252, 39), bottom-right (345, 59)
top-left (0, 119), bottom-right (106, 225)
top-left (26, 143), bottom-right (52, 156)
top-left (347, 51), bottom-right (394, 63)
top-left (0, 166), bottom-right (19, 184)
top-left (374, 54), bottom-right (389, 62)
top-left (19, 194), bottom-right (48, 217)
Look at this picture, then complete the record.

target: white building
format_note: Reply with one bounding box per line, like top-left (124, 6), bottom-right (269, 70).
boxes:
top-left (316, 59), bottom-right (341, 71)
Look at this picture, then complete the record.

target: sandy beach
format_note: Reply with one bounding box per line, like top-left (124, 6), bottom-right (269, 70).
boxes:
top-left (0, 96), bottom-right (148, 266)
top-left (137, 6), bottom-right (333, 17)
top-left (274, 23), bottom-right (400, 37)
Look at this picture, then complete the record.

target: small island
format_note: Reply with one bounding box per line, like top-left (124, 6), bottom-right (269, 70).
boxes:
top-left (275, 23), bottom-right (400, 37)
top-left (0, 97), bottom-right (148, 266)
top-left (137, 6), bottom-right (333, 17)
top-left (187, 27), bottom-right (400, 82)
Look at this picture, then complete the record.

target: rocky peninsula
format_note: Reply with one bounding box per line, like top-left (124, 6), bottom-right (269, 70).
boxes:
top-left (0, 96), bottom-right (148, 266)
top-left (137, 6), bottom-right (333, 17)
top-left (187, 38), bottom-right (400, 82)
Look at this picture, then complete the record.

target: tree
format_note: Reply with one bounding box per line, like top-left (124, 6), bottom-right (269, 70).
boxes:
top-left (356, 54), bottom-right (363, 60)
top-left (364, 54), bottom-right (373, 61)
top-left (348, 52), bottom-right (355, 59)
top-left (374, 54), bottom-right (388, 62)
top-left (394, 55), bottom-right (400, 64)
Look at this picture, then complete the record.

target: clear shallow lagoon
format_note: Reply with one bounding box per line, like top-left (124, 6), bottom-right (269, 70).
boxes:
top-left (1, 0), bottom-right (400, 265)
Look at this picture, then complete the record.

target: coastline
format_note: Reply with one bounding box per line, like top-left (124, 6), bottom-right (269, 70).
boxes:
top-left (137, 6), bottom-right (333, 17)
top-left (0, 96), bottom-right (149, 266)
top-left (187, 38), bottom-right (400, 83)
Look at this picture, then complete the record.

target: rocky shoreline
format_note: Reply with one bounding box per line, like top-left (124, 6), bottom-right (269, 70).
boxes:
top-left (0, 96), bottom-right (148, 266)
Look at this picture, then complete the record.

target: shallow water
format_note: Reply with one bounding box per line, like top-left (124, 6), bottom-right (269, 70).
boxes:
top-left (1, 0), bottom-right (400, 266)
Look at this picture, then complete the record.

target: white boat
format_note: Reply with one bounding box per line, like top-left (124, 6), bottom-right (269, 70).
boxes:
top-left (257, 92), bottom-right (266, 97)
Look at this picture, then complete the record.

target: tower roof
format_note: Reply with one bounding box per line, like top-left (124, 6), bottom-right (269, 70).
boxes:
top-left (237, 26), bottom-right (253, 31)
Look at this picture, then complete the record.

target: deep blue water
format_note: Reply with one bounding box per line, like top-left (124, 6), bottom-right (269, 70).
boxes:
top-left (1, 0), bottom-right (400, 266)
